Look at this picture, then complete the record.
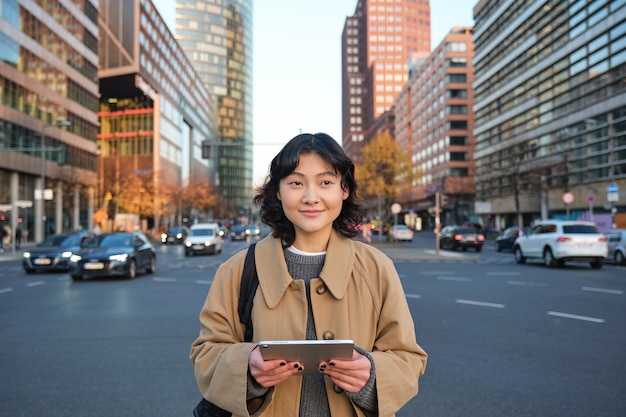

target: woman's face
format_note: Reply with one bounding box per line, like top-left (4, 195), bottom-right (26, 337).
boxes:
top-left (277, 153), bottom-right (349, 251)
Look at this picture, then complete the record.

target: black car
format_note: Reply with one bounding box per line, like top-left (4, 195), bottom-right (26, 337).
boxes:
top-left (23, 231), bottom-right (94, 273)
top-left (161, 226), bottom-right (189, 244)
top-left (230, 224), bottom-right (247, 241)
top-left (69, 232), bottom-right (156, 281)
top-left (494, 226), bottom-right (522, 252)
top-left (439, 225), bottom-right (485, 252)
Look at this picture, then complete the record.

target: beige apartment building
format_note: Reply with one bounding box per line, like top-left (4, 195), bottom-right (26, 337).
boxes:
top-left (395, 27), bottom-right (475, 229)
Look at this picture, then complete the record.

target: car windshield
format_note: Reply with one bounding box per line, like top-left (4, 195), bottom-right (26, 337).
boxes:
top-left (40, 234), bottom-right (80, 247)
top-left (168, 227), bottom-right (183, 234)
top-left (191, 229), bottom-right (214, 237)
top-left (85, 234), bottom-right (133, 248)
top-left (458, 227), bottom-right (478, 234)
top-left (563, 225), bottom-right (599, 234)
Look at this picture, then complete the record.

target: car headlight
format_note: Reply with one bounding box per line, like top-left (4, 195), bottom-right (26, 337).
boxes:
top-left (184, 241), bottom-right (191, 247)
top-left (109, 254), bottom-right (129, 262)
top-left (204, 241), bottom-right (212, 246)
top-left (23, 252), bottom-right (31, 259)
top-left (61, 251), bottom-right (73, 258)
top-left (161, 233), bottom-right (167, 239)
top-left (176, 233), bottom-right (182, 239)
top-left (70, 254), bottom-right (82, 263)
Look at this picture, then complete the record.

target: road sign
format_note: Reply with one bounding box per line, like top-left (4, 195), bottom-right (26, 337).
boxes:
top-left (587, 194), bottom-right (594, 203)
top-left (562, 192), bottom-right (574, 204)
top-left (390, 203), bottom-right (402, 214)
top-left (607, 182), bottom-right (619, 202)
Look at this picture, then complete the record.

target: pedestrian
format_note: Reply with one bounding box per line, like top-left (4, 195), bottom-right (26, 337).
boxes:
top-left (15, 226), bottom-right (22, 249)
top-left (190, 133), bottom-right (427, 416)
top-left (0, 226), bottom-right (6, 252)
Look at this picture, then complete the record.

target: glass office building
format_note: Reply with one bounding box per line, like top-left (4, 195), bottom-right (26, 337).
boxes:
top-left (473, 0), bottom-right (626, 230)
top-left (99, 0), bottom-right (217, 230)
top-left (0, 0), bottom-right (99, 243)
top-left (173, 0), bottom-right (253, 219)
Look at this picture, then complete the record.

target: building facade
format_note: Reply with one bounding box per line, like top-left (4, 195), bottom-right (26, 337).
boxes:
top-left (173, 0), bottom-right (253, 219)
top-left (342, 0), bottom-right (431, 165)
top-left (98, 0), bottom-right (217, 231)
top-left (473, 0), bottom-right (626, 231)
top-left (0, 0), bottom-right (100, 244)
top-left (395, 27), bottom-right (476, 228)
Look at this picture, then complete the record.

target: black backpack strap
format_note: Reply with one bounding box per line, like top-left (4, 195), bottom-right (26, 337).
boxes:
top-left (237, 243), bottom-right (258, 343)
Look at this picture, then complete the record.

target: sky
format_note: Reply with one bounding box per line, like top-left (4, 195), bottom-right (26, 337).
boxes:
top-left (153, 0), bottom-right (475, 185)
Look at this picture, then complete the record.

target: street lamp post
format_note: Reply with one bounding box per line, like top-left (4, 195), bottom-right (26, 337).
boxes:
top-left (38, 119), bottom-right (71, 242)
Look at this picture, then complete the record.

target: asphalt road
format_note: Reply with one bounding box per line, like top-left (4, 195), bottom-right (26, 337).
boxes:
top-left (1, 234), bottom-right (624, 416)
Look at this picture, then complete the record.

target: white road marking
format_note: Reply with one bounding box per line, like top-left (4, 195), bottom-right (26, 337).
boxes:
top-left (196, 280), bottom-right (213, 285)
top-left (153, 277), bottom-right (176, 282)
top-left (0, 287), bottom-right (13, 294)
top-left (405, 294), bottom-right (421, 299)
top-left (27, 281), bottom-right (45, 287)
top-left (507, 280), bottom-right (547, 287)
top-left (420, 271), bottom-right (454, 275)
top-left (581, 287), bottom-right (623, 295)
top-left (487, 271), bottom-right (520, 276)
top-left (547, 311), bottom-right (604, 323)
top-left (456, 299), bottom-right (505, 308)
top-left (437, 276), bottom-right (472, 282)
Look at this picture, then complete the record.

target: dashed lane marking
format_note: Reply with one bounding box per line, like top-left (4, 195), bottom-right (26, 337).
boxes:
top-left (405, 294), bottom-right (421, 299)
top-left (196, 280), bottom-right (212, 285)
top-left (547, 311), bottom-right (605, 323)
top-left (581, 286), bottom-right (623, 295)
top-left (507, 280), bottom-right (548, 287)
top-left (27, 281), bottom-right (45, 287)
top-left (487, 271), bottom-right (520, 276)
top-left (437, 276), bottom-right (472, 282)
top-left (456, 299), bottom-right (505, 308)
top-left (153, 277), bottom-right (176, 282)
top-left (0, 287), bottom-right (13, 294)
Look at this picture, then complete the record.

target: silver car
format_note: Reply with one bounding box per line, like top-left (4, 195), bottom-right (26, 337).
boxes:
top-left (605, 229), bottom-right (626, 265)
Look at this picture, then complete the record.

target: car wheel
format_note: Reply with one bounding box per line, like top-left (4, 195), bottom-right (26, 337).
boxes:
top-left (543, 248), bottom-right (557, 268)
top-left (184, 251), bottom-right (190, 257)
top-left (71, 274), bottom-right (83, 281)
top-left (475, 245), bottom-right (482, 252)
top-left (24, 268), bottom-right (35, 274)
top-left (514, 246), bottom-right (526, 264)
top-left (126, 260), bottom-right (137, 279)
top-left (590, 259), bottom-right (604, 269)
top-left (615, 251), bottom-right (625, 265)
top-left (146, 256), bottom-right (156, 274)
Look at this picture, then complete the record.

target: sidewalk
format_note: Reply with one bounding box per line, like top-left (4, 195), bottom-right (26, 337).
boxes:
top-left (0, 241), bottom-right (37, 262)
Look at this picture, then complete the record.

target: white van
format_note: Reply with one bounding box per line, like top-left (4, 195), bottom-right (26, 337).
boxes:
top-left (184, 223), bottom-right (223, 256)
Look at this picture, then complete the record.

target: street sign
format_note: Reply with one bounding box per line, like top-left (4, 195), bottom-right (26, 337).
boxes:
top-left (587, 194), bottom-right (594, 203)
top-left (562, 192), bottom-right (574, 204)
top-left (390, 203), bottom-right (402, 214)
top-left (607, 182), bottom-right (619, 202)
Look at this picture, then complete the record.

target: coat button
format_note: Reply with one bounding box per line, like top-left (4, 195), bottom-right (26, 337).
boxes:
top-left (322, 331), bottom-right (335, 340)
top-left (333, 384), bottom-right (343, 393)
top-left (316, 284), bottom-right (327, 294)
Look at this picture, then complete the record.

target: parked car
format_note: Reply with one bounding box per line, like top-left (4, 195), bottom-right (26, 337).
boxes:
top-left (185, 223), bottom-right (223, 256)
top-left (160, 226), bottom-right (189, 244)
top-left (23, 231), bottom-right (94, 273)
top-left (388, 224), bottom-right (414, 242)
top-left (230, 224), bottom-right (247, 241)
top-left (494, 226), bottom-right (522, 252)
top-left (605, 229), bottom-right (626, 265)
top-left (513, 220), bottom-right (607, 269)
top-left (439, 225), bottom-right (485, 252)
top-left (69, 232), bottom-right (156, 280)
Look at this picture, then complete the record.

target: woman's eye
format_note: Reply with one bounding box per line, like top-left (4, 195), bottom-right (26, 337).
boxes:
top-left (289, 181), bottom-right (302, 186)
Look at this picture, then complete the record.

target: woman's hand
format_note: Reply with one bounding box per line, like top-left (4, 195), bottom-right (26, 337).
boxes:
top-left (318, 350), bottom-right (371, 393)
top-left (249, 346), bottom-right (303, 387)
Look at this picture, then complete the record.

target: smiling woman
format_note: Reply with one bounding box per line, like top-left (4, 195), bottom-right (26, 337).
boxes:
top-left (190, 132), bottom-right (427, 417)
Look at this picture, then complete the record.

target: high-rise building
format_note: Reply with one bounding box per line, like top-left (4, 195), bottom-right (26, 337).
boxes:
top-left (395, 27), bottom-right (475, 228)
top-left (173, 0), bottom-right (253, 219)
top-left (342, 0), bottom-right (431, 165)
top-left (473, 0), bottom-right (626, 230)
top-left (99, 0), bottom-right (217, 229)
top-left (0, 0), bottom-right (100, 243)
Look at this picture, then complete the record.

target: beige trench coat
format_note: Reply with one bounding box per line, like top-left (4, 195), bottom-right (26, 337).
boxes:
top-left (190, 230), bottom-right (427, 417)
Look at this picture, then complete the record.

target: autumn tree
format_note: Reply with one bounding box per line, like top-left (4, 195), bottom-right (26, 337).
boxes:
top-left (180, 171), bottom-right (219, 220)
top-left (115, 172), bottom-right (155, 217)
top-left (355, 131), bottom-right (416, 213)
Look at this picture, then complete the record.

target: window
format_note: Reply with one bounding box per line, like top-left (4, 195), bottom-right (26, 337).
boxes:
top-left (446, 74), bottom-right (467, 83)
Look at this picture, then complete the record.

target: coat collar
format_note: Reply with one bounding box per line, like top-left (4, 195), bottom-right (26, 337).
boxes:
top-left (255, 230), bottom-right (355, 308)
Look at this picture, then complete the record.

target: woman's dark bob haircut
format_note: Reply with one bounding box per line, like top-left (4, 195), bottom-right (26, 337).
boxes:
top-left (253, 133), bottom-right (362, 247)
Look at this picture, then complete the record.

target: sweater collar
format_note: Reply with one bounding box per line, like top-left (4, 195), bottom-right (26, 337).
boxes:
top-left (255, 230), bottom-right (355, 308)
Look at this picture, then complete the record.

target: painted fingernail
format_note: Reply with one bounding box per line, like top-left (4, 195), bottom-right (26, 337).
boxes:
top-left (329, 361), bottom-right (335, 367)
top-left (298, 367), bottom-right (303, 372)
top-left (280, 362), bottom-right (286, 366)
top-left (294, 364), bottom-right (299, 369)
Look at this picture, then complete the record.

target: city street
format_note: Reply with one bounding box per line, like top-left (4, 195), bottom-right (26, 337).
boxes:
top-left (1, 234), bottom-right (625, 416)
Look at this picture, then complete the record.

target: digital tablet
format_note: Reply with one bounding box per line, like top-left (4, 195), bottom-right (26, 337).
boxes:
top-left (258, 340), bottom-right (354, 375)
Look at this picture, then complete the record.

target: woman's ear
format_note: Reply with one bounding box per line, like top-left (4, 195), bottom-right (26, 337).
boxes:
top-left (277, 191), bottom-right (281, 201)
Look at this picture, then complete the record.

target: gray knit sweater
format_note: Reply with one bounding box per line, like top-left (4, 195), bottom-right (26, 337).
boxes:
top-left (247, 248), bottom-right (377, 416)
